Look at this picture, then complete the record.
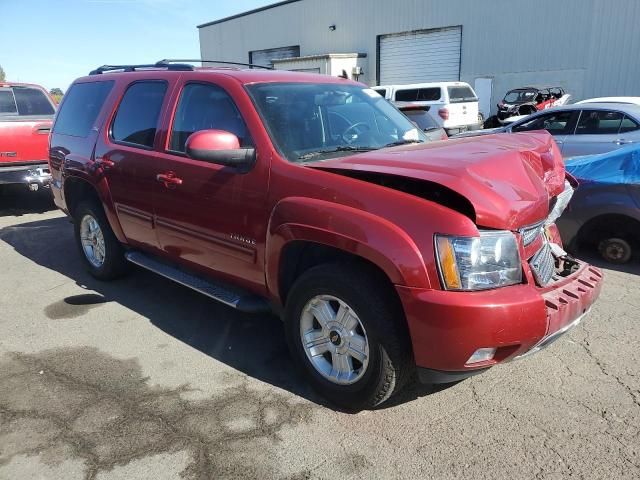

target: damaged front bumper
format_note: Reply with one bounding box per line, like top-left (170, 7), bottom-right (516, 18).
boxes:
top-left (397, 259), bottom-right (603, 384)
top-left (0, 163), bottom-right (52, 191)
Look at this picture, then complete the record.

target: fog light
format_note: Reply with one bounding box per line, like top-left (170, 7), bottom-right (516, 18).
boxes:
top-left (466, 347), bottom-right (497, 365)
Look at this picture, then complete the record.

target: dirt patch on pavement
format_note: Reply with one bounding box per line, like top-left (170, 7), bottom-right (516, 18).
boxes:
top-left (0, 347), bottom-right (313, 479)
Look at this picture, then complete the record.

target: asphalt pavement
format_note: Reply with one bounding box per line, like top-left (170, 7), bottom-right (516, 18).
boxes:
top-left (0, 188), bottom-right (638, 479)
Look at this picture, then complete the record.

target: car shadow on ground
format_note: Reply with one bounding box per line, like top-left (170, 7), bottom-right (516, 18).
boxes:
top-left (0, 186), bottom-right (56, 217)
top-left (0, 216), bottom-right (443, 411)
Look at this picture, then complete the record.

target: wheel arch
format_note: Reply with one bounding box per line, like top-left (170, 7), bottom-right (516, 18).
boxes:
top-left (266, 197), bottom-right (431, 307)
top-left (63, 175), bottom-right (127, 243)
top-left (577, 213), bottom-right (640, 246)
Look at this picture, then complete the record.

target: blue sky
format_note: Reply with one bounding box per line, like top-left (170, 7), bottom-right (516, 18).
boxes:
top-left (0, 0), bottom-right (274, 92)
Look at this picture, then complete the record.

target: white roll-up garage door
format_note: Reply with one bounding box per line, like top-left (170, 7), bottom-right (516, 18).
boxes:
top-left (378, 27), bottom-right (461, 85)
top-left (249, 45), bottom-right (300, 68)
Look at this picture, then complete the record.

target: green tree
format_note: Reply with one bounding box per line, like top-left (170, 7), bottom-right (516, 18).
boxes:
top-left (49, 87), bottom-right (64, 104)
top-left (0, 65), bottom-right (5, 82)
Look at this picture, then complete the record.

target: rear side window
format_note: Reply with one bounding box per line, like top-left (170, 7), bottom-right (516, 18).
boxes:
top-left (0, 87), bottom-right (55, 116)
top-left (169, 83), bottom-right (251, 153)
top-left (575, 110), bottom-right (623, 135)
top-left (395, 87), bottom-right (441, 102)
top-left (111, 81), bottom-right (167, 148)
top-left (447, 86), bottom-right (478, 103)
top-left (54, 81), bottom-right (114, 137)
top-left (619, 115), bottom-right (639, 133)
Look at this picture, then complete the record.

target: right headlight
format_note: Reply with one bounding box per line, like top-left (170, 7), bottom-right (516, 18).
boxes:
top-left (435, 230), bottom-right (522, 291)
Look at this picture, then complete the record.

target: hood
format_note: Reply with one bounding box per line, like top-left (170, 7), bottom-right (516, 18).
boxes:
top-left (308, 132), bottom-right (565, 230)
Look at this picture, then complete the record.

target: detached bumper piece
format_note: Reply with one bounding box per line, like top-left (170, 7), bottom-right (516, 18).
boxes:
top-left (0, 163), bottom-right (52, 190)
top-left (517, 264), bottom-right (603, 359)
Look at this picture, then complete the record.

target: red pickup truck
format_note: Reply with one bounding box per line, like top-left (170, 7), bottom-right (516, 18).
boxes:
top-left (49, 62), bottom-right (603, 409)
top-left (0, 82), bottom-right (56, 191)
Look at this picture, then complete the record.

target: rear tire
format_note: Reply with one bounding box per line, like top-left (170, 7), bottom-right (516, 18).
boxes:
top-left (284, 263), bottom-right (413, 410)
top-left (73, 200), bottom-right (128, 280)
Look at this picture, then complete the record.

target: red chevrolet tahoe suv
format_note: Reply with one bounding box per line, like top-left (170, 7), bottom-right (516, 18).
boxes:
top-left (0, 82), bottom-right (56, 191)
top-left (48, 61), bottom-right (603, 409)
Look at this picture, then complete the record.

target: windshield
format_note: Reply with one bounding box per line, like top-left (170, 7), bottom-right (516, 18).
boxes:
top-left (504, 89), bottom-right (537, 104)
top-left (247, 83), bottom-right (426, 162)
top-left (0, 86), bottom-right (55, 117)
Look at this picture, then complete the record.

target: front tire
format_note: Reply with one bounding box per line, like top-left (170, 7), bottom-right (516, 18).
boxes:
top-left (598, 237), bottom-right (633, 264)
top-left (284, 263), bottom-right (413, 410)
top-left (74, 200), bottom-right (128, 280)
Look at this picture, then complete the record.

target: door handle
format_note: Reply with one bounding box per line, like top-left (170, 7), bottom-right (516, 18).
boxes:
top-left (95, 157), bottom-right (115, 169)
top-left (615, 139), bottom-right (633, 145)
top-left (156, 171), bottom-right (183, 188)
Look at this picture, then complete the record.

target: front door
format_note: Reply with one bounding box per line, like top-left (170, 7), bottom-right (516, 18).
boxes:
top-left (152, 80), bottom-right (271, 292)
top-left (511, 110), bottom-right (579, 156)
top-left (95, 79), bottom-right (172, 252)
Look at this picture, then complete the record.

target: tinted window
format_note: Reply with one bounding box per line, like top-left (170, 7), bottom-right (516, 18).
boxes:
top-left (0, 89), bottom-right (17, 115)
top-left (620, 115), bottom-right (640, 133)
top-left (512, 111), bottom-right (575, 135)
top-left (576, 110), bottom-right (623, 135)
top-left (112, 81), bottom-right (167, 148)
top-left (13, 87), bottom-right (55, 116)
top-left (170, 83), bottom-right (251, 153)
top-left (447, 86), bottom-right (477, 103)
top-left (53, 81), bottom-right (114, 137)
top-left (0, 87), bottom-right (54, 117)
top-left (373, 89), bottom-right (386, 98)
top-left (395, 87), bottom-right (441, 102)
top-left (402, 109), bottom-right (439, 130)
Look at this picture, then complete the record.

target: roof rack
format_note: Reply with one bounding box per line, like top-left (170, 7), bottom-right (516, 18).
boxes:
top-left (89, 59), bottom-right (273, 75)
top-left (89, 62), bottom-right (194, 75)
top-left (158, 59), bottom-right (273, 70)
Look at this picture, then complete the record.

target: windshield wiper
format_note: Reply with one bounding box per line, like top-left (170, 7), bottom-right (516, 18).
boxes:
top-left (382, 139), bottom-right (425, 148)
top-left (297, 145), bottom-right (376, 161)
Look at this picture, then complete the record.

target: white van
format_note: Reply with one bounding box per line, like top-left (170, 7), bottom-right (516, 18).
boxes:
top-left (373, 82), bottom-right (482, 135)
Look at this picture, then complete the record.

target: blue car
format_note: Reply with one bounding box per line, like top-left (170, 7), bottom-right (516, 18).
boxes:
top-left (558, 144), bottom-right (640, 264)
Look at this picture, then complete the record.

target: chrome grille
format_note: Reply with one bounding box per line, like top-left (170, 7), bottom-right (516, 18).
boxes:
top-left (529, 241), bottom-right (555, 286)
top-left (519, 222), bottom-right (544, 247)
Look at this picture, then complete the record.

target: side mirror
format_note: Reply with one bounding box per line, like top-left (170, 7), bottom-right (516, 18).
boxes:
top-left (185, 130), bottom-right (255, 173)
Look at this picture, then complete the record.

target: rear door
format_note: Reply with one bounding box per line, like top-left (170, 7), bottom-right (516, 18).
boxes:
top-left (561, 109), bottom-right (625, 157)
top-left (94, 79), bottom-right (175, 252)
top-left (510, 110), bottom-right (579, 154)
top-left (446, 85), bottom-right (478, 128)
top-left (616, 114), bottom-right (640, 148)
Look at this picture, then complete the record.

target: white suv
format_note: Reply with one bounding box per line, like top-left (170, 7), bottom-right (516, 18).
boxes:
top-left (373, 81), bottom-right (482, 135)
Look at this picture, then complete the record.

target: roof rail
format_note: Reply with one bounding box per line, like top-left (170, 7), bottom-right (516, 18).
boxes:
top-left (158, 59), bottom-right (273, 70)
top-left (89, 62), bottom-right (195, 75)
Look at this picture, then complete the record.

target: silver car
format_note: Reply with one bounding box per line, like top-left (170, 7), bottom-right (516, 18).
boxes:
top-left (456, 103), bottom-right (640, 158)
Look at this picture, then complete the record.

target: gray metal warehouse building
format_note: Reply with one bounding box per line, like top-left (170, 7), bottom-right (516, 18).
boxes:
top-left (198, 0), bottom-right (640, 116)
